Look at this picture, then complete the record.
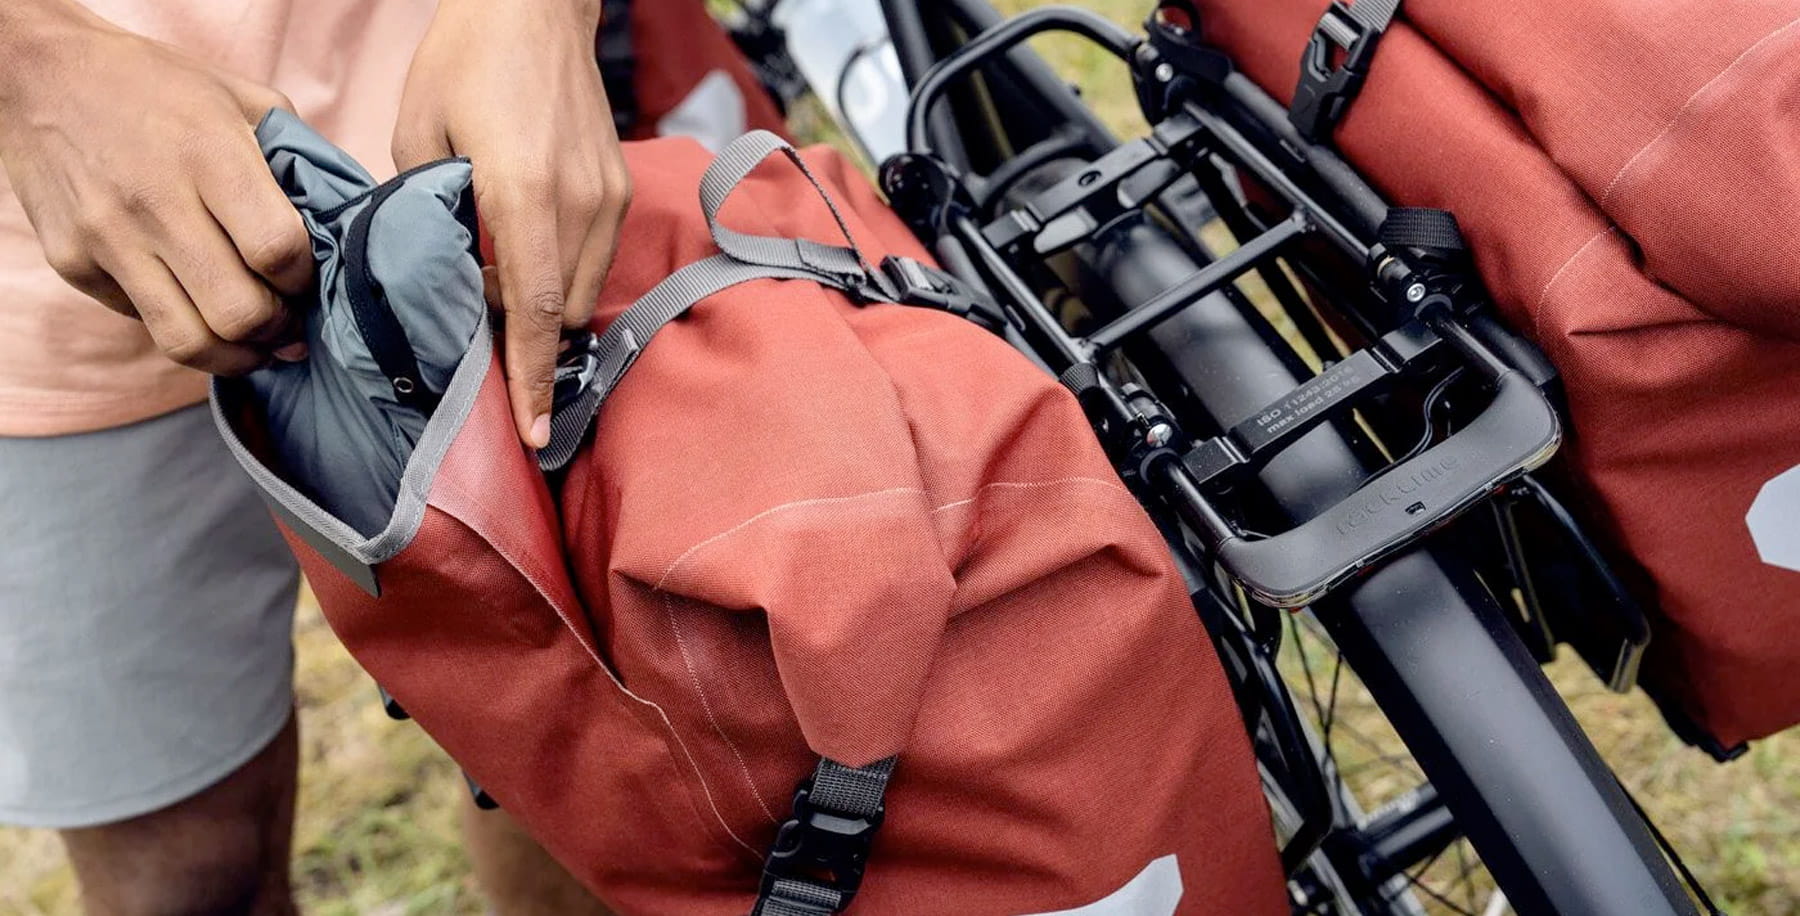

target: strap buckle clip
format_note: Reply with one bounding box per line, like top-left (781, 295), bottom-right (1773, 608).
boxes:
top-left (1289, 1), bottom-right (1383, 141)
top-left (875, 256), bottom-right (1008, 331)
top-left (550, 331), bottom-right (606, 411)
top-left (756, 783), bottom-right (884, 914)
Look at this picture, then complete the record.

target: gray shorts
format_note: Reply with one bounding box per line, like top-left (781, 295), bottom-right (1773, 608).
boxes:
top-left (0, 403), bottom-right (300, 829)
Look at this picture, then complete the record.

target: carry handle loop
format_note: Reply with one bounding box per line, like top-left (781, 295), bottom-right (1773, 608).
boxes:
top-left (698, 130), bottom-right (884, 289)
top-left (537, 130), bottom-right (1001, 472)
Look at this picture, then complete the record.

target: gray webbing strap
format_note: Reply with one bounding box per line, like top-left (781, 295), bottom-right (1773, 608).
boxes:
top-left (537, 131), bottom-right (905, 472)
top-left (808, 757), bottom-right (894, 818)
top-left (538, 253), bottom-right (847, 470)
top-left (752, 756), bottom-right (897, 916)
top-left (759, 880), bottom-right (843, 916)
top-left (1336, 0), bottom-right (1400, 38)
top-left (698, 130), bottom-right (881, 285)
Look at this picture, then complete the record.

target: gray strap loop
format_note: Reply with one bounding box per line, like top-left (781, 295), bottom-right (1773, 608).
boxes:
top-left (698, 130), bottom-right (876, 283)
top-left (751, 756), bottom-right (897, 916)
top-left (537, 253), bottom-right (834, 471)
top-left (536, 130), bottom-right (905, 472)
top-left (1343, 0), bottom-right (1401, 32)
top-left (757, 880), bottom-right (842, 916)
top-left (808, 756), bottom-right (895, 818)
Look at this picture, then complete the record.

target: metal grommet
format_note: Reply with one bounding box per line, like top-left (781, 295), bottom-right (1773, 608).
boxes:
top-left (392, 377), bottom-right (416, 394)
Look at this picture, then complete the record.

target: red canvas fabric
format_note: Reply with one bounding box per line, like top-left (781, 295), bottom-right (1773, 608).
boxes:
top-left (257, 138), bottom-right (1286, 914)
top-left (1192, 0), bottom-right (1800, 745)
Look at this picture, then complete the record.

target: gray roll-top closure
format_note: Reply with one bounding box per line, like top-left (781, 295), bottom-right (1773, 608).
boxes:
top-left (239, 109), bottom-right (488, 539)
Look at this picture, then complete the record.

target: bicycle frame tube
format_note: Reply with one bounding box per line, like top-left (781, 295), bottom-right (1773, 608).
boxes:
top-left (880, 4), bottom-right (1700, 912)
top-left (1079, 196), bottom-right (1694, 916)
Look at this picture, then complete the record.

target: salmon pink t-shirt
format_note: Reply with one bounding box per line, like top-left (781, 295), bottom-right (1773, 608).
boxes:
top-left (0, 0), bottom-right (437, 436)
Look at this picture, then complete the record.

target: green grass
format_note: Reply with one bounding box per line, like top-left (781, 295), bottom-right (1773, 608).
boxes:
top-left (3, 2), bottom-right (1796, 913)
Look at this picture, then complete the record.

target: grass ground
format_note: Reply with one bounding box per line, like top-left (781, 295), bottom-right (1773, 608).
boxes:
top-left (2, 2), bottom-right (1796, 913)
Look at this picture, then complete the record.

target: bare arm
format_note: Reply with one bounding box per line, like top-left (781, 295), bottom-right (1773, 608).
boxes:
top-left (0, 0), bottom-right (314, 374)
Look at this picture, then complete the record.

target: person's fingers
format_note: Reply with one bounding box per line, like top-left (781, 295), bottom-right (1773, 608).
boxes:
top-left (155, 198), bottom-right (295, 350)
top-left (490, 187), bottom-right (567, 448)
top-left (38, 230), bottom-right (137, 318)
top-left (197, 145), bottom-right (314, 297)
top-left (220, 72), bottom-right (296, 124)
top-left (561, 154), bottom-right (631, 329)
top-left (563, 210), bottom-right (623, 331)
top-left (480, 265), bottom-right (502, 309)
top-left (110, 254), bottom-right (268, 375)
top-left (73, 271), bottom-right (137, 318)
top-left (391, 114), bottom-right (455, 172)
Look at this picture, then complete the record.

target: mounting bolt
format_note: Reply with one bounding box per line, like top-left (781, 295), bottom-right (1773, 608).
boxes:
top-left (1146, 423), bottom-right (1175, 448)
top-left (1154, 62), bottom-right (1176, 83)
top-left (1405, 282), bottom-right (1428, 303)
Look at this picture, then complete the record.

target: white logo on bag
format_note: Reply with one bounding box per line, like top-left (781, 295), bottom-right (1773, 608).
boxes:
top-left (1016, 855), bottom-right (1183, 916)
top-left (1748, 464), bottom-right (1800, 573)
top-left (656, 70), bottom-right (748, 153)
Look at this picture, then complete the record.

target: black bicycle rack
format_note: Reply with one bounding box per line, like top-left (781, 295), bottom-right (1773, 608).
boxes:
top-left (873, 7), bottom-right (1709, 897)
top-left (884, 6), bottom-right (1561, 610)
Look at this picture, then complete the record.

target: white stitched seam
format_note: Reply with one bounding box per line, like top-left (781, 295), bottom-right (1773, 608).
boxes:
top-left (928, 475), bottom-right (1129, 517)
top-left (652, 487), bottom-right (928, 827)
top-left (662, 589), bottom-right (784, 824)
top-left (646, 476), bottom-right (1129, 833)
top-left (653, 488), bottom-right (927, 593)
top-left (1599, 13), bottom-right (1800, 207)
top-left (433, 480), bottom-right (764, 859)
top-left (1533, 227), bottom-right (1615, 322)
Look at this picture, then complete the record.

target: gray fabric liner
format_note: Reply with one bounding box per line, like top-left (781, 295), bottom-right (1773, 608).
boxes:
top-left (236, 110), bottom-right (485, 538)
top-left (205, 109), bottom-right (490, 568)
top-left (209, 310), bottom-right (493, 566)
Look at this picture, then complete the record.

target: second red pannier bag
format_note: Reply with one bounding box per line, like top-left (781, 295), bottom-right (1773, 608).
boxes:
top-left (214, 112), bottom-right (1287, 914)
top-left (1187, 0), bottom-right (1800, 749)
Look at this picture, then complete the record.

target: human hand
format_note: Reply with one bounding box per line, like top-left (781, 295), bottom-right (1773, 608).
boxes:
top-left (392, 0), bottom-right (630, 448)
top-left (0, 0), bottom-right (314, 375)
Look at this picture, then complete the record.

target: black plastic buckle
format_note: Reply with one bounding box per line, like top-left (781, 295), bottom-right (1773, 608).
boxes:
top-left (878, 256), bottom-right (1008, 331)
top-left (551, 331), bottom-right (605, 410)
top-left (1137, 0), bottom-right (1233, 123)
top-left (758, 784), bottom-right (883, 913)
top-left (1289, 2), bottom-right (1382, 141)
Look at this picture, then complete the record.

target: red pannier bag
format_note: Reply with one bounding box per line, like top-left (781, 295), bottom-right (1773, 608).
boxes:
top-left (215, 117), bottom-right (1286, 913)
top-left (599, 0), bottom-right (788, 146)
top-left (1187, 0), bottom-right (1800, 748)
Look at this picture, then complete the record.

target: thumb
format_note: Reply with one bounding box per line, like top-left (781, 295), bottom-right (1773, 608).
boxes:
top-left (221, 73), bottom-right (296, 127)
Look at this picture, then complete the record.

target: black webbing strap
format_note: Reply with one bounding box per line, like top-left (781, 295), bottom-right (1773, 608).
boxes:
top-left (342, 181), bottom-right (441, 414)
top-left (536, 130), bottom-right (999, 471)
top-left (1379, 206), bottom-right (1470, 277)
top-left (1289, 0), bottom-right (1402, 142)
top-left (752, 757), bottom-right (897, 916)
top-left (1379, 206), bottom-right (1463, 255)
